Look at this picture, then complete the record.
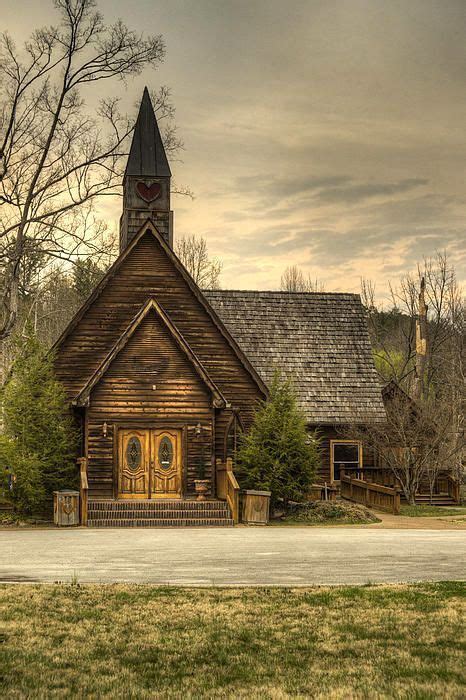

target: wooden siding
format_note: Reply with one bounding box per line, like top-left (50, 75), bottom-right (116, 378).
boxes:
top-left (54, 230), bottom-right (264, 497)
top-left (85, 310), bottom-right (214, 498)
top-left (55, 231), bottom-right (263, 414)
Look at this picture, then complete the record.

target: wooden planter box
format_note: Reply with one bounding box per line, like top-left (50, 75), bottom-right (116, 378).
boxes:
top-left (53, 490), bottom-right (80, 527)
top-left (307, 485), bottom-right (324, 502)
top-left (242, 490), bottom-right (271, 525)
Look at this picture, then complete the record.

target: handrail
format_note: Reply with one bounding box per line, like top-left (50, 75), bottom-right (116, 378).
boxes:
top-left (340, 473), bottom-right (400, 514)
top-left (77, 457), bottom-right (88, 526)
top-left (446, 475), bottom-right (461, 504)
top-left (225, 458), bottom-right (240, 524)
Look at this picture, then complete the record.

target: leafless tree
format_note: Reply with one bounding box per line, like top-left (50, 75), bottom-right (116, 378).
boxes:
top-left (175, 234), bottom-right (222, 290)
top-left (360, 252), bottom-right (465, 499)
top-left (280, 265), bottom-right (324, 293)
top-left (349, 385), bottom-right (463, 504)
top-left (0, 0), bottom-right (178, 343)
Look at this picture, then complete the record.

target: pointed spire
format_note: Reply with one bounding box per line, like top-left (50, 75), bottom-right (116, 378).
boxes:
top-left (125, 87), bottom-right (171, 178)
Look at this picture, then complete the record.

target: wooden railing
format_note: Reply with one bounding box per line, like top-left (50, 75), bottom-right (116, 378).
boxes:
top-left (343, 467), bottom-right (461, 504)
top-left (217, 457), bottom-right (240, 523)
top-left (340, 472), bottom-right (400, 514)
top-left (77, 457), bottom-right (88, 526)
top-left (226, 469), bottom-right (240, 524)
top-left (446, 475), bottom-right (461, 504)
top-left (342, 466), bottom-right (399, 488)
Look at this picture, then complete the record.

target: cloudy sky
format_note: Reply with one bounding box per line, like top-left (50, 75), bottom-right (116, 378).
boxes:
top-left (4, 0), bottom-right (466, 301)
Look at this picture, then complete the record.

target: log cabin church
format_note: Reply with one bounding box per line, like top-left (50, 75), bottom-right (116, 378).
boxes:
top-left (54, 89), bottom-right (386, 526)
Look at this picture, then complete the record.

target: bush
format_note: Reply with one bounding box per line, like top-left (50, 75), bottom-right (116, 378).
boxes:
top-left (1, 332), bottom-right (79, 515)
top-left (235, 371), bottom-right (321, 510)
top-left (282, 500), bottom-right (381, 524)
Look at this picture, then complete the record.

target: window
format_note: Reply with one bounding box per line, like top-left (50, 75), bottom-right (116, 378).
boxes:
top-left (224, 413), bottom-right (243, 462)
top-left (330, 440), bottom-right (362, 481)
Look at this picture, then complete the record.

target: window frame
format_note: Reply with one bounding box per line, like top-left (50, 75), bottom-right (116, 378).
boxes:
top-left (224, 412), bottom-right (244, 463)
top-left (330, 439), bottom-right (363, 483)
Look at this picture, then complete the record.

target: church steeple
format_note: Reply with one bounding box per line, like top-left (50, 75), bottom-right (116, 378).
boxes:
top-left (120, 87), bottom-right (173, 251)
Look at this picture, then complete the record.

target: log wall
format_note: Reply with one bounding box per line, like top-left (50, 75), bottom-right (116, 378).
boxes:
top-left (54, 230), bottom-right (264, 497)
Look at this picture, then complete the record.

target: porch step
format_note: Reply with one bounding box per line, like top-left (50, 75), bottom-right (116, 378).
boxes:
top-left (413, 496), bottom-right (458, 506)
top-left (87, 499), bottom-right (234, 527)
top-left (400, 494), bottom-right (458, 506)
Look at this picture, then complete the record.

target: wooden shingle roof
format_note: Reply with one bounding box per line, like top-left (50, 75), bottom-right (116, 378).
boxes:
top-left (125, 88), bottom-right (171, 178)
top-left (204, 290), bottom-right (386, 424)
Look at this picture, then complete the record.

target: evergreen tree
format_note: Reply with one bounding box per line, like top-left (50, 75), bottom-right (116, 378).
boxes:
top-left (0, 332), bottom-right (79, 514)
top-left (72, 259), bottom-right (106, 302)
top-left (235, 372), bottom-right (320, 509)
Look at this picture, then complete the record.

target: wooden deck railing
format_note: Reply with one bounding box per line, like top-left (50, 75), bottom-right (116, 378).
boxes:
top-left (340, 472), bottom-right (400, 514)
top-left (447, 476), bottom-right (461, 504)
top-left (77, 457), bottom-right (88, 526)
top-left (216, 457), bottom-right (240, 523)
top-left (343, 466), bottom-right (461, 504)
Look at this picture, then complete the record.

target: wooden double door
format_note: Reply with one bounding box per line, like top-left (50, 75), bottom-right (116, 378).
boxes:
top-left (118, 428), bottom-right (182, 499)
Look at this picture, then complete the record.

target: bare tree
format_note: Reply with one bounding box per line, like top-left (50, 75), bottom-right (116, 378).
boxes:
top-left (175, 234), bottom-right (222, 290)
top-left (348, 384), bottom-right (463, 505)
top-left (280, 265), bottom-right (324, 293)
top-left (0, 0), bottom-right (177, 342)
top-left (360, 252), bottom-right (465, 500)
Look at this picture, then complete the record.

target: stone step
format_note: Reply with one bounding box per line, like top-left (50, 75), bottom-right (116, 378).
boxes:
top-left (88, 517), bottom-right (234, 528)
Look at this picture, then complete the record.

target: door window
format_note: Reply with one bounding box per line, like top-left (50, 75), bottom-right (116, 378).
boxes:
top-left (158, 436), bottom-right (174, 470)
top-left (126, 436), bottom-right (142, 471)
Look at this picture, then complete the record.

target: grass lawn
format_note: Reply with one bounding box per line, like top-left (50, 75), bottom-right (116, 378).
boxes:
top-left (1, 583), bottom-right (464, 699)
top-left (400, 504), bottom-right (466, 518)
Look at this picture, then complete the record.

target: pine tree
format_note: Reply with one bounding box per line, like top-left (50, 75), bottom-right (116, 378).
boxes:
top-left (235, 372), bottom-right (320, 510)
top-left (0, 332), bottom-right (79, 514)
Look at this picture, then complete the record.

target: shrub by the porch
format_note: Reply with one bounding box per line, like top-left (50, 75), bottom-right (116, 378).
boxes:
top-left (235, 372), bottom-right (320, 510)
top-left (0, 333), bottom-right (79, 515)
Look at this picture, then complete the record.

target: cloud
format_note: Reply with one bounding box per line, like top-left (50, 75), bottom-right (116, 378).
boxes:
top-left (314, 178), bottom-right (429, 205)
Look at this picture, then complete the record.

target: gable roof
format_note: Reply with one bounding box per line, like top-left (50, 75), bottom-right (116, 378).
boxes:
top-left (125, 87), bottom-right (171, 178)
top-left (73, 298), bottom-right (226, 408)
top-left (53, 222), bottom-right (268, 399)
top-left (204, 290), bottom-right (386, 424)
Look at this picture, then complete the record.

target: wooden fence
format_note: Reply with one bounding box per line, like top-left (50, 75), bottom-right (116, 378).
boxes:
top-left (340, 473), bottom-right (401, 514)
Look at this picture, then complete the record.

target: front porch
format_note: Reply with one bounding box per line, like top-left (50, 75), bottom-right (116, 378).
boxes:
top-left (79, 456), bottom-right (240, 527)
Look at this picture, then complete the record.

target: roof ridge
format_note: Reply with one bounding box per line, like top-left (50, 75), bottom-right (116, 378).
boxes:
top-left (204, 289), bottom-right (361, 297)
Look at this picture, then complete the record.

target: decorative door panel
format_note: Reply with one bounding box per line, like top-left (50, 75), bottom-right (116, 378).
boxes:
top-left (151, 429), bottom-right (182, 498)
top-left (118, 429), bottom-right (150, 498)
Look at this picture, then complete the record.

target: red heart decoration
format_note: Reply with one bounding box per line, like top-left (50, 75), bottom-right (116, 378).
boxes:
top-left (136, 181), bottom-right (162, 203)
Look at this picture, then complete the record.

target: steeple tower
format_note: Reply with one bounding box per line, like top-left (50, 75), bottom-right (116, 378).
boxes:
top-left (120, 87), bottom-right (172, 251)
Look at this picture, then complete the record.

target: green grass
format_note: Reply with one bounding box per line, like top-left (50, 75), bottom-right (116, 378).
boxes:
top-left (400, 504), bottom-right (466, 518)
top-left (1, 582), bottom-right (464, 698)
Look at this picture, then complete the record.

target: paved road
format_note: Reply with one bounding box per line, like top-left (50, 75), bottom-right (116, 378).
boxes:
top-left (1, 527), bottom-right (465, 585)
